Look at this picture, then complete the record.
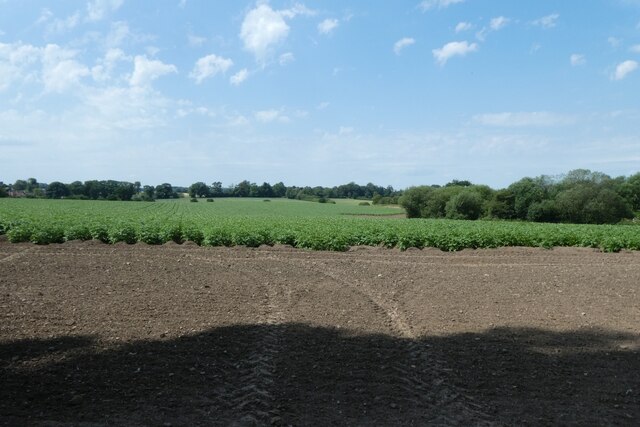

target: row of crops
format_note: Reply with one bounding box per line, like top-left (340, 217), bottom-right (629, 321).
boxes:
top-left (1, 198), bottom-right (639, 252)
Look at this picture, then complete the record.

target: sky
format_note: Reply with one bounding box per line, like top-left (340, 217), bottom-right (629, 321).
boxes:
top-left (1, 0), bottom-right (639, 189)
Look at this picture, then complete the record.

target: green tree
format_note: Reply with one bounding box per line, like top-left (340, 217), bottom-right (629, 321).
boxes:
top-left (68, 181), bottom-right (85, 197)
top-left (156, 183), bottom-right (177, 199)
top-left (234, 180), bottom-right (251, 197)
top-left (445, 190), bottom-right (483, 220)
top-left (527, 200), bottom-right (559, 222)
top-left (620, 173), bottom-right (640, 211)
top-left (210, 182), bottom-right (224, 197)
top-left (272, 182), bottom-right (286, 198)
top-left (486, 189), bottom-right (516, 219)
top-left (508, 177), bottom-right (548, 219)
top-left (188, 182), bottom-right (210, 198)
top-left (142, 185), bottom-right (155, 201)
top-left (583, 189), bottom-right (633, 224)
top-left (399, 186), bottom-right (434, 218)
top-left (46, 181), bottom-right (70, 199)
top-left (13, 179), bottom-right (27, 191)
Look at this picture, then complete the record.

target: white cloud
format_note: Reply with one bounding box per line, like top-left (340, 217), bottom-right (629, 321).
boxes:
top-left (473, 112), bottom-right (576, 127)
top-left (432, 41), bottom-right (477, 65)
top-left (532, 13), bottom-right (559, 29)
top-left (490, 16), bottom-right (510, 31)
top-left (86, 0), bottom-right (124, 22)
top-left (255, 109), bottom-right (289, 123)
top-left (91, 47), bottom-right (129, 82)
top-left (239, 3), bottom-right (315, 63)
top-left (189, 54), bottom-right (233, 84)
top-left (105, 21), bottom-right (130, 47)
top-left (612, 60), bottom-right (638, 80)
top-left (393, 37), bottom-right (415, 55)
top-left (36, 8), bottom-right (53, 25)
top-left (317, 101), bottom-right (330, 110)
top-left (279, 52), bottom-right (295, 65)
top-left (129, 55), bottom-right (177, 86)
top-left (476, 16), bottom-right (509, 41)
top-left (178, 0), bottom-right (187, 8)
top-left (239, 3), bottom-right (289, 63)
top-left (0, 42), bottom-right (42, 91)
top-left (630, 44), bottom-right (640, 53)
top-left (318, 18), bottom-right (339, 35)
top-left (279, 4), bottom-right (316, 19)
top-left (41, 44), bottom-right (90, 93)
top-left (418, 0), bottom-right (464, 12)
top-left (570, 53), bottom-right (586, 66)
top-left (455, 22), bottom-right (472, 33)
top-left (230, 68), bottom-right (249, 85)
top-left (188, 33), bottom-right (206, 47)
top-left (46, 11), bottom-right (81, 34)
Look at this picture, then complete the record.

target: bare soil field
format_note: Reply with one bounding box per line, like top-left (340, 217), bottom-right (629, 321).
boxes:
top-left (1, 239), bottom-right (639, 426)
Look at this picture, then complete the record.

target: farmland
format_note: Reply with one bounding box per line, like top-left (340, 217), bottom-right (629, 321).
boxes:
top-left (1, 242), bottom-right (639, 425)
top-left (1, 198), bottom-right (639, 425)
top-left (0, 197), bottom-right (639, 251)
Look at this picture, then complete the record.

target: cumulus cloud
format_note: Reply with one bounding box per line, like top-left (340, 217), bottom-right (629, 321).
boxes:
top-left (240, 2), bottom-right (314, 64)
top-left (91, 47), bottom-right (129, 82)
top-left (418, 0), bottom-right (464, 12)
top-left (41, 45), bottom-right (90, 93)
top-left (0, 42), bottom-right (41, 91)
top-left (455, 22), bottom-right (472, 33)
top-left (532, 13), bottom-right (559, 29)
top-left (612, 60), bottom-right (638, 80)
top-left (189, 54), bottom-right (233, 84)
top-left (393, 37), bottom-right (415, 55)
top-left (230, 68), bottom-right (249, 85)
top-left (570, 54), bottom-right (586, 66)
top-left (318, 18), bottom-right (339, 35)
top-left (86, 0), bottom-right (124, 22)
top-left (129, 55), bottom-right (177, 86)
top-left (432, 41), bottom-right (477, 65)
top-left (630, 44), bottom-right (640, 53)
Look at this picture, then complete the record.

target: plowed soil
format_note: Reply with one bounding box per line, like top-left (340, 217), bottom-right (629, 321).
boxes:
top-left (1, 240), bottom-right (639, 426)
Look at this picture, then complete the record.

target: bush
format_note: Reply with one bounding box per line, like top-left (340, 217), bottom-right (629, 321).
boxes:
top-left (399, 186), bottom-right (434, 218)
top-left (358, 201), bottom-right (370, 206)
top-left (190, 198), bottom-right (198, 203)
top-left (206, 198), bottom-right (214, 202)
top-left (527, 200), bottom-right (559, 222)
top-left (263, 199), bottom-right (271, 202)
top-left (445, 191), bottom-right (483, 220)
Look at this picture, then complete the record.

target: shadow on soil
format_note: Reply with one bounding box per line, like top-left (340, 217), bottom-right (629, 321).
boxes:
top-left (1, 325), bottom-right (638, 426)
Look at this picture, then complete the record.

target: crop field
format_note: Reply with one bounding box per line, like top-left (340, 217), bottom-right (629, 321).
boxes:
top-left (0, 197), bottom-right (639, 251)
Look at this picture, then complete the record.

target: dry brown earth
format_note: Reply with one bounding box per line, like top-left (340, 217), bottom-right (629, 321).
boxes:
top-left (1, 240), bottom-right (639, 426)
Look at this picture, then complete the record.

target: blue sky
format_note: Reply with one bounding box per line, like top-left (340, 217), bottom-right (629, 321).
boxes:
top-left (1, 0), bottom-right (639, 188)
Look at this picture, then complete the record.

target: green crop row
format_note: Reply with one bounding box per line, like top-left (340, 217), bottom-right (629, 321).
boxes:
top-left (1, 198), bottom-right (639, 252)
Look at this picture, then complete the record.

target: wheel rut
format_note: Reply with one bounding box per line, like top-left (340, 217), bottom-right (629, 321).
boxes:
top-left (279, 257), bottom-right (496, 425)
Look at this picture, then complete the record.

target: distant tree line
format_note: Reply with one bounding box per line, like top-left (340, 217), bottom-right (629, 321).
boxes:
top-left (2, 170), bottom-right (639, 225)
top-left (400, 169), bottom-right (640, 224)
top-left (0, 179), bottom-right (180, 201)
top-left (187, 180), bottom-right (401, 202)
